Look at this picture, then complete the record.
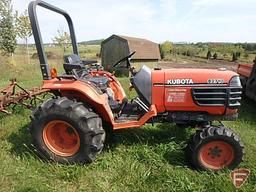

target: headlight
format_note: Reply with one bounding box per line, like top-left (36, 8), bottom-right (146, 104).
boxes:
top-left (229, 76), bottom-right (241, 87)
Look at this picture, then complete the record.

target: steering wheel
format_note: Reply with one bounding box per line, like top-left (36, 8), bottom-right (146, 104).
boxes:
top-left (113, 51), bottom-right (136, 68)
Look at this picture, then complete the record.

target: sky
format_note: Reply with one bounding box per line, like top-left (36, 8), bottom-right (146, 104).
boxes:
top-left (13, 0), bottom-right (256, 44)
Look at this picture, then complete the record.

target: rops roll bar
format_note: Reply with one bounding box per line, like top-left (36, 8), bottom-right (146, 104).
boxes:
top-left (28, 0), bottom-right (79, 79)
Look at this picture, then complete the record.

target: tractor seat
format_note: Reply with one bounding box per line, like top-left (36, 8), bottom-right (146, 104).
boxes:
top-left (63, 54), bottom-right (85, 77)
top-left (63, 54), bottom-right (109, 90)
top-left (63, 54), bottom-right (99, 76)
top-left (64, 54), bottom-right (98, 68)
top-left (64, 54), bottom-right (82, 64)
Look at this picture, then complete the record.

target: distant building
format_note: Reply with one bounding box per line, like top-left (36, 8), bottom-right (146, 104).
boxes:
top-left (101, 35), bottom-right (161, 76)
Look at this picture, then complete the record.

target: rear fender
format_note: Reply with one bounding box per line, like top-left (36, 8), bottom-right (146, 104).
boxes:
top-left (42, 79), bottom-right (114, 123)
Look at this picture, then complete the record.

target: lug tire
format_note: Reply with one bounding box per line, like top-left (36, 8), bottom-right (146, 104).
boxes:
top-left (186, 125), bottom-right (244, 171)
top-left (30, 97), bottom-right (105, 164)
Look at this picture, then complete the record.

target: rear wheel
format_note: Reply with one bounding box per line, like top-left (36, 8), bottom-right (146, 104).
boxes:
top-left (30, 97), bottom-right (105, 163)
top-left (43, 120), bottom-right (80, 157)
top-left (186, 125), bottom-right (244, 171)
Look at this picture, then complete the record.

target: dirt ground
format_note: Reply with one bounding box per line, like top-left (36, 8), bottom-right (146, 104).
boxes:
top-left (158, 57), bottom-right (240, 72)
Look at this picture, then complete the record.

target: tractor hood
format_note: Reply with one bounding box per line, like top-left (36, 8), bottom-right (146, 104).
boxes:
top-left (132, 66), bottom-right (240, 105)
top-left (153, 68), bottom-right (239, 86)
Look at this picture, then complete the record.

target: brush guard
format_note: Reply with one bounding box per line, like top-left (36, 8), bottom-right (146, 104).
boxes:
top-left (0, 79), bottom-right (49, 114)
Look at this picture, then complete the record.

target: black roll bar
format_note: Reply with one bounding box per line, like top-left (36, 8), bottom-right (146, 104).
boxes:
top-left (28, 0), bottom-right (79, 80)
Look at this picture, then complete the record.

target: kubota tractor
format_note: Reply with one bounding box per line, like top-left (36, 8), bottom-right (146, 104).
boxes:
top-left (28, 0), bottom-right (244, 171)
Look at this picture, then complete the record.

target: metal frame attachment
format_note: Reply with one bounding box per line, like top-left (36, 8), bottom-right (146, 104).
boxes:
top-left (28, 0), bottom-right (79, 79)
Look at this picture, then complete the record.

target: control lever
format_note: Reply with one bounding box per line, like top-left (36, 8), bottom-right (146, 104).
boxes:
top-left (118, 98), bottom-right (128, 117)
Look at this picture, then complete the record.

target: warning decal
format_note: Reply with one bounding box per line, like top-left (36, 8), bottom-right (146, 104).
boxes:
top-left (166, 89), bottom-right (187, 103)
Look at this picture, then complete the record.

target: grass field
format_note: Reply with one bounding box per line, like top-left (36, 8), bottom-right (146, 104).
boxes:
top-left (0, 46), bottom-right (256, 191)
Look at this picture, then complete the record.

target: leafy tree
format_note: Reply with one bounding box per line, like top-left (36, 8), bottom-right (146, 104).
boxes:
top-left (232, 52), bottom-right (238, 62)
top-left (16, 10), bottom-right (32, 63)
top-left (0, 0), bottom-right (17, 56)
top-left (213, 53), bottom-right (217, 59)
top-left (52, 29), bottom-right (71, 54)
top-left (160, 41), bottom-right (173, 59)
top-left (206, 50), bottom-right (212, 59)
top-left (186, 47), bottom-right (198, 57)
top-left (209, 43), bottom-right (244, 57)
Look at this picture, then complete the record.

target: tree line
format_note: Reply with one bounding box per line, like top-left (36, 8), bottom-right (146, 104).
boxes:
top-left (160, 41), bottom-right (256, 62)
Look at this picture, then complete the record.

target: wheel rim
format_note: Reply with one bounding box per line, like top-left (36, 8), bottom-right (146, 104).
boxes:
top-left (43, 120), bottom-right (80, 157)
top-left (199, 140), bottom-right (235, 170)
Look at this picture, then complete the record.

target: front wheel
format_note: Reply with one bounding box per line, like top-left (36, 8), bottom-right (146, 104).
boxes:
top-left (30, 97), bottom-right (105, 164)
top-left (186, 126), bottom-right (244, 171)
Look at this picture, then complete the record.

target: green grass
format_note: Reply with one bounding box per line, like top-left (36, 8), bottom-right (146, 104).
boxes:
top-left (0, 47), bottom-right (256, 191)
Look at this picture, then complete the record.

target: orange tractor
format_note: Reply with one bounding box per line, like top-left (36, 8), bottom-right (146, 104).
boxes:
top-left (28, 0), bottom-right (244, 171)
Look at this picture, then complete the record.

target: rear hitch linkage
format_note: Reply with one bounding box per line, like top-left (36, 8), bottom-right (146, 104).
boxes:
top-left (0, 79), bottom-right (49, 114)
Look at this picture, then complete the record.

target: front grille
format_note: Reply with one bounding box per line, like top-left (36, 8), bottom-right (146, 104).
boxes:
top-left (192, 87), bottom-right (242, 108)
